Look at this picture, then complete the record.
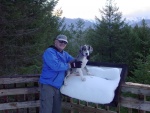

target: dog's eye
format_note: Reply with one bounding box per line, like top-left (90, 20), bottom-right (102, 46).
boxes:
top-left (82, 47), bottom-right (86, 51)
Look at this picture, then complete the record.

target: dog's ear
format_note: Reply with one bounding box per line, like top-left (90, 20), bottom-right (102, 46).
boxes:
top-left (79, 45), bottom-right (83, 53)
top-left (88, 45), bottom-right (93, 53)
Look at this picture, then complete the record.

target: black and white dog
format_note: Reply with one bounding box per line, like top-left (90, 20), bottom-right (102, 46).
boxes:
top-left (64, 45), bottom-right (93, 85)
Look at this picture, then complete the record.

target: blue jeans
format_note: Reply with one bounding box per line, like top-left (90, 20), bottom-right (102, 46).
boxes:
top-left (39, 84), bottom-right (61, 113)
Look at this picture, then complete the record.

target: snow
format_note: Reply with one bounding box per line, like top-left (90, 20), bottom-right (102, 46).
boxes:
top-left (60, 66), bottom-right (122, 104)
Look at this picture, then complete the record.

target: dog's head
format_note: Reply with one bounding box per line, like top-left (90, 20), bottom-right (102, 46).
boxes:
top-left (80, 45), bottom-right (93, 56)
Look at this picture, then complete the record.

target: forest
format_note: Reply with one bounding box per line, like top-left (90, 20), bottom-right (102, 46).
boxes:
top-left (1, 0), bottom-right (150, 85)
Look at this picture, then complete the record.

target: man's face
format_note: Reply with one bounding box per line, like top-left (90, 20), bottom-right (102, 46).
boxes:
top-left (55, 40), bottom-right (67, 51)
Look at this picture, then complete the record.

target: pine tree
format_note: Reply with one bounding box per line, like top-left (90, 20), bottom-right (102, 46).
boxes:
top-left (128, 19), bottom-right (150, 83)
top-left (0, 0), bottom-right (60, 75)
top-left (90, 0), bottom-right (129, 63)
top-left (133, 19), bottom-right (150, 60)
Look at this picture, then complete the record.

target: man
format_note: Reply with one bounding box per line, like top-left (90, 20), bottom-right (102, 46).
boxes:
top-left (39, 34), bottom-right (82, 113)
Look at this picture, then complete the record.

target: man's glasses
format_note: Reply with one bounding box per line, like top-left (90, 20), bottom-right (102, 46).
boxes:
top-left (58, 40), bottom-right (68, 44)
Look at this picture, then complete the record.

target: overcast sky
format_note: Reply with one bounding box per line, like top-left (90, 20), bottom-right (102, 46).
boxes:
top-left (55, 0), bottom-right (150, 20)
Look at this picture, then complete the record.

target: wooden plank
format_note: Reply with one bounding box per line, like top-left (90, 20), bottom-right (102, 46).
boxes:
top-left (0, 100), bottom-right (40, 110)
top-left (121, 82), bottom-right (150, 96)
top-left (0, 100), bottom-right (117, 113)
top-left (125, 82), bottom-right (150, 89)
top-left (0, 74), bottom-right (40, 78)
top-left (0, 87), bottom-right (39, 96)
top-left (62, 102), bottom-right (117, 113)
top-left (120, 97), bottom-right (150, 112)
top-left (0, 77), bottom-right (39, 84)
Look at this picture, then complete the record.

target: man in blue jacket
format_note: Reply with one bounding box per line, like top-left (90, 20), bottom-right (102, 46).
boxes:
top-left (39, 34), bottom-right (82, 113)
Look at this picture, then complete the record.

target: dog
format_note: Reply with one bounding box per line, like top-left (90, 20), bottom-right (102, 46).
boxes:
top-left (64, 45), bottom-right (93, 85)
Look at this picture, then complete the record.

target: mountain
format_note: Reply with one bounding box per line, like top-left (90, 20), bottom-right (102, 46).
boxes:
top-left (62, 18), bottom-right (150, 29)
top-left (123, 18), bottom-right (150, 27)
top-left (130, 19), bottom-right (150, 27)
top-left (62, 18), bottom-right (94, 29)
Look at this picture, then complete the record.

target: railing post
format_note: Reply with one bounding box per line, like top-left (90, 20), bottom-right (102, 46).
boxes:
top-left (128, 108), bottom-right (132, 113)
top-left (34, 82), bottom-right (39, 113)
top-left (116, 103), bottom-right (120, 113)
top-left (3, 84), bottom-right (8, 113)
top-left (138, 94), bottom-right (146, 113)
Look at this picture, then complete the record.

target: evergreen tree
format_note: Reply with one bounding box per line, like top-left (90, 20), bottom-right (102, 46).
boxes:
top-left (88, 0), bottom-right (130, 63)
top-left (61, 18), bottom-right (88, 57)
top-left (133, 19), bottom-right (150, 60)
top-left (128, 19), bottom-right (150, 83)
top-left (131, 55), bottom-right (150, 84)
top-left (0, 0), bottom-right (60, 75)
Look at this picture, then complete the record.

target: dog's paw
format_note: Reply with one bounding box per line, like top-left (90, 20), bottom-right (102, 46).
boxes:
top-left (87, 72), bottom-right (93, 76)
top-left (87, 72), bottom-right (91, 75)
top-left (64, 82), bottom-right (67, 86)
top-left (64, 83), bottom-right (67, 86)
top-left (81, 77), bottom-right (86, 81)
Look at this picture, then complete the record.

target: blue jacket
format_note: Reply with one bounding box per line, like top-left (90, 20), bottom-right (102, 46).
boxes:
top-left (39, 46), bottom-right (74, 89)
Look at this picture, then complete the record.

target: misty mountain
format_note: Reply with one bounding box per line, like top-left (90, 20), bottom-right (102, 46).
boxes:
top-left (62, 18), bottom-right (150, 29)
top-left (62, 18), bottom-right (94, 29)
top-left (129, 19), bottom-right (150, 27)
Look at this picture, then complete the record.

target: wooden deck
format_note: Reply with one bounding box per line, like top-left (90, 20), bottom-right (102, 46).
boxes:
top-left (0, 74), bottom-right (149, 113)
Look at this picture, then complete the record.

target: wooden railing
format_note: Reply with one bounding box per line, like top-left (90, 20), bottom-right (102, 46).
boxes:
top-left (0, 74), bottom-right (150, 113)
